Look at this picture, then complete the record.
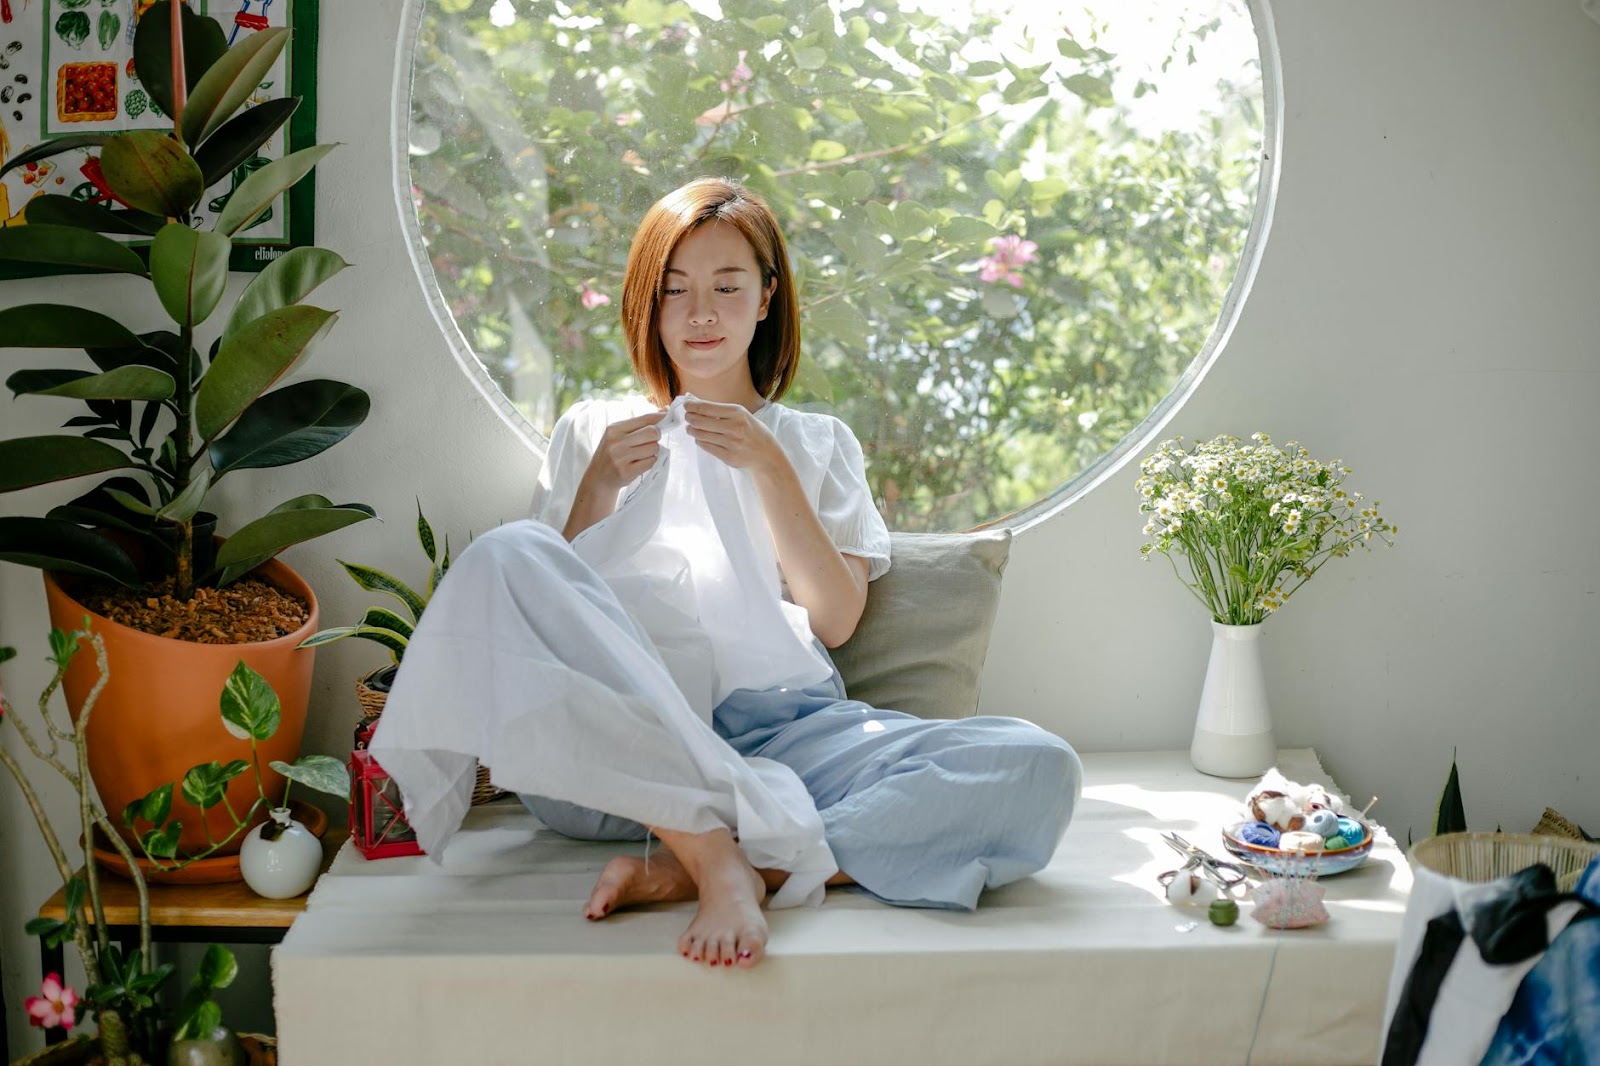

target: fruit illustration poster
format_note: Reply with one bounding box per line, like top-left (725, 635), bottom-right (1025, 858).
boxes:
top-left (0, 0), bottom-right (318, 276)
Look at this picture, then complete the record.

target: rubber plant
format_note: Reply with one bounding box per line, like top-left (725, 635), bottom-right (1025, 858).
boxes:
top-left (0, 0), bottom-right (373, 600)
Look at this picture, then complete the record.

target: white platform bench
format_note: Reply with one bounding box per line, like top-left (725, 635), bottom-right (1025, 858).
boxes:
top-left (272, 747), bottom-right (1411, 1066)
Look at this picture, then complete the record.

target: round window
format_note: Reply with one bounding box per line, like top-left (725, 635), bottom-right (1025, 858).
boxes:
top-left (399, 0), bottom-right (1272, 531)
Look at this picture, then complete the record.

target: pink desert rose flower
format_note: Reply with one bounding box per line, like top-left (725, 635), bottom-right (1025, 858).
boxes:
top-left (580, 283), bottom-right (611, 310)
top-left (976, 234), bottom-right (1039, 288)
top-left (25, 974), bottom-right (78, 1031)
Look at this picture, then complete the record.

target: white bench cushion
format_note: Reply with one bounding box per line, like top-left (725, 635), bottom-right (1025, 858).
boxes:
top-left (274, 748), bottom-right (1410, 1066)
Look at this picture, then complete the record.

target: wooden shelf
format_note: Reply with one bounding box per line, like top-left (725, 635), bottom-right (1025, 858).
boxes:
top-left (37, 830), bottom-right (347, 930)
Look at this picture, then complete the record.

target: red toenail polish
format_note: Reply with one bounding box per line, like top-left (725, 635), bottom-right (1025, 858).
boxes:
top-left (738, 950), bottom-right (752, 959)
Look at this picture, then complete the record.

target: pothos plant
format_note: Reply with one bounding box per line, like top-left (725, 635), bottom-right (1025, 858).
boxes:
top-left (0, 630), bottom-right (244, 1063)
top-left (123, 660), bottom-right (349, 862)
top-left (0, 0), bottom-right (373, 605)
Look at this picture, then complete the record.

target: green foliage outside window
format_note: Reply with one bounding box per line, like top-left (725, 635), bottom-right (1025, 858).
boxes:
top-left (407, 0), bottom-right (1264, 531)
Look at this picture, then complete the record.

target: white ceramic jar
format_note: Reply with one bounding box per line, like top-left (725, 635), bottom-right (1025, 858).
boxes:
top-left (239, 807), bottom-right (323, 899)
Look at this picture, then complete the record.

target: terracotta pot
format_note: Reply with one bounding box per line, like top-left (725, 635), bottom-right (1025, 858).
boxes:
top-left (42, 558), bottom-right (318, 863)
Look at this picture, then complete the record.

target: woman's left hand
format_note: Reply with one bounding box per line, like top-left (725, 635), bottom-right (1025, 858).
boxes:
top-left (683, 399), bottom-right (783, 475)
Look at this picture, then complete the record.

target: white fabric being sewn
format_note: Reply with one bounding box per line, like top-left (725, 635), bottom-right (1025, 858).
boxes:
top-left (573, 395), bottom-right (835, 717)
top-left (368, 395), bottom-right (839, 907)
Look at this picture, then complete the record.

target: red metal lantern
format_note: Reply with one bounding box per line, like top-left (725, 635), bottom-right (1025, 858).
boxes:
top-left (348, 749), bottom-right (424, 859)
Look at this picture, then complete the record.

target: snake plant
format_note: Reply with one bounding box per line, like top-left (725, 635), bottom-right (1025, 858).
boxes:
top-left (298, 503), bottom-right (450, 668)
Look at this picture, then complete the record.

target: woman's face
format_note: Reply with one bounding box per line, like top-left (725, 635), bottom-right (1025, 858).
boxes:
top-left (657, 222), bottom-right (775, 399)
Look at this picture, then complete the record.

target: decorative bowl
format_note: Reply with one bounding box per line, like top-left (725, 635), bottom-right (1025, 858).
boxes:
top-left (1220, 819), bottom-right (1375, 877)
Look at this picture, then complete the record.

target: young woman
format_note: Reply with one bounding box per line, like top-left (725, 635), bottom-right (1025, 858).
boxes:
top-left (370, 177), bottom-right (1080, 972)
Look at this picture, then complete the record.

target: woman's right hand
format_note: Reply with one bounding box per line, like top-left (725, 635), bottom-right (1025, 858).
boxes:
top-left (563, 409), bottom-right (668, 540)
top-left (584, 409), bottom-right (668, 492)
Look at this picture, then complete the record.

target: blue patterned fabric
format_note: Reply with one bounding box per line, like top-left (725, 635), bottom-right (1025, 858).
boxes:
top-left (525, 662), bottom-right (1081, 911)
top-left (1478, 856), bottom-right (1600, 1066)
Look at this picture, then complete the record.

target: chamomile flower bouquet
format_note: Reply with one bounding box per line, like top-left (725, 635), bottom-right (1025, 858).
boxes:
top-left (1136, 434), bottom-right (1396, 626)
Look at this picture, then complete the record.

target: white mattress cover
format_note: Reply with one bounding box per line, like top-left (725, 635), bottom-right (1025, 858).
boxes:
top-left (273, 748), bottom-right (1412, 1066)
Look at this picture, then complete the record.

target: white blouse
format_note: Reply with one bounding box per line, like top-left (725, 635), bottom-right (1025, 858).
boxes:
top-left (530, 395), bottom-right (892, 581)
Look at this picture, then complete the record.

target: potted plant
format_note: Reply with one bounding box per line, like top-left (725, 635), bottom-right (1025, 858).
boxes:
top-left (0, 2), bottom-right (372, 862)
top-left (298, 503), bottom-right (447, 702)
top-left (298, 505), bottom-right (503, 805)
top-left (123, 659), bottom-right (349, 899)
top-left (1, 629), bottom-right (271, 1065)
top-left (1136, 432), bottom-right (1396, 777)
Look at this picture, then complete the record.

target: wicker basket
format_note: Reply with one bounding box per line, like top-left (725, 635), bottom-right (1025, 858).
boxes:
top-left (1412, 831), bottom-right (1600, 893)
top-left (1531, 806), bottom-right (1592, 841)
top-left (356, 670), bottom-right (508, 807)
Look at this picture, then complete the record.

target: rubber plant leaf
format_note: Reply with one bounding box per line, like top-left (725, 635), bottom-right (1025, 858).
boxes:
top-left (99, 131), bottom-right (206, 218)
top-left (0, 517), bottom-right (140, 585)
top-left (194, 98), bottom-right (299, 188)
top-left (154, 467), bottom-right (210, 523)
top-left (0, 135), bottom-right (109, 181)
top-left (0, 223), bottom-right (148, 275)
top-left (133, 0), bottom-right (228, 120)
top-left (208, 379), bottom-right (370, 475)
top-left (215, 143), bottom-right (334, 237)
top-left (222, 246), bottom-right (349, 344)
top-left (196, 305), bottom-right (338, 441)
top-left (212, 500), bottom-right (375, 584)
top-left (8, 366), bottom-right (174, 402)
top-left (0, 305), bottom-right (141, 350)
top-left (181, 27), bottom-right (290, 150)
top-left (150, 223), bottom-right (231, 328)
top-left (0, 436), bottom-right (133, 493)
top-left (22, 197), bottom-right (167, 236)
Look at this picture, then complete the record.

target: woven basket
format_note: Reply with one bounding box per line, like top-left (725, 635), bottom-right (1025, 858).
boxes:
top-left (1531, 806), bottom-right (1592, 841)
top-left (356, 670), bottom-right (508, 807)
top-left (1412, 831), bottom-right (1600, 893)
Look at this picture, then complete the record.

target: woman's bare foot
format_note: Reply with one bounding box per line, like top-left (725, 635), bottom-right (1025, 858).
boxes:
top-left (652, 827), bottom-right (768, 969)
top-left (583, 849), bottom-right (697, 920)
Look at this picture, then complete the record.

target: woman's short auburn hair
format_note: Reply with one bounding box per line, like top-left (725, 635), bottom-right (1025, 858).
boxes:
top-left (621, 177), bottom-right (801, 405)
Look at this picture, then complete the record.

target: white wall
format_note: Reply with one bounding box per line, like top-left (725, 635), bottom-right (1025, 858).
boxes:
top-left (5, 0), bottom-right (1599, 1056)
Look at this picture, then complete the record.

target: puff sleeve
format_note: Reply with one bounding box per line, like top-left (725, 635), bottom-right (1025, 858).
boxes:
top-left (529, 400), bottom-right (606, 531)
top-left (814, 416), bottom-right (892, 581)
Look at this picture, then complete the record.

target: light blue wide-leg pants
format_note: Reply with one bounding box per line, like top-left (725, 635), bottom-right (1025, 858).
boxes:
top-left (526, 668), bottom-right (1081, 911)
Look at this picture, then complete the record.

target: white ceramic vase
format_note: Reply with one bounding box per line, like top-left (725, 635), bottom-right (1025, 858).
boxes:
top-left (239, 807), bottom-right (323, 899)
top-left (1190, 620), bottom-right (1277, 778)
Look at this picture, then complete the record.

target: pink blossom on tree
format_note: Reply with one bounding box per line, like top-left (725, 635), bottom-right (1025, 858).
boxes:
top-left (580, 282), bottom-right (611, 310)
top-left (975, 234), bottom-right (1039, 288)
top-left (25, 974), bottom-right (78, 1031)
top-left (721, 50), bottom-right (753, 94)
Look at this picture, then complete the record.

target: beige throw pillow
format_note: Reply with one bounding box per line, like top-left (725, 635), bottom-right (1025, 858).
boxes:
top-left (830, 530), bottom-right (1013, 719)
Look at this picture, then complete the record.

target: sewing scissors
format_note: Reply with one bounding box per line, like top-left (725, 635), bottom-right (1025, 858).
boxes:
top-left (1156, 831), bottom-right (1249, 889)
